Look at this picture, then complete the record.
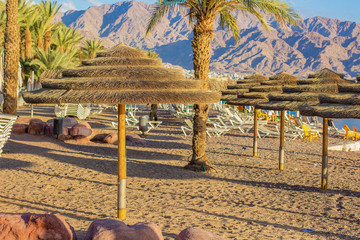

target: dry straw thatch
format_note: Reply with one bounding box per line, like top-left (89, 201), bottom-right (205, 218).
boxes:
top-left (23, 44), bottom-right (220, 104)
top-left (308, 68), bottom-right (344, 79)
top-left (261, 79), bottom-right (298, 86)
top-left (238, 92), bottom-right (269, 99)
top-left (221, 72), bottom-right (298, 109)
top-left (257, 101), bottom-right (318, 111)
top-left (300, 104), bottom-right (360, 118)
top-left (82, 57), bottom-right (162, 67)
top-left (269, 92), bottom-right (321, 102)
top-left (244, 72), bottom-right (268, 80)
top-left (222, 89), bottom-right (248, 96)
top-left (269, 72), bottom-right (298, 81)
top-left (228, 83), bottom-right (260, 89)
top-left (61, 66), bottom-right (185, 80)
top-left (208, 78), bottom-right (234, 92)
top-left (42, 78), bottom-right (202, 90)
top-left (97, 44), bottom-right (147, 58)
top-left (297, 78), bottom-right (347, 85)
top-left (319, 94), bottom-right (360, 105)
top-left (282, 85), bottom-right (338, 93)
top-left (38, 69), bottom-right (63, 82)
top-left (227, 98), bottom-right (268, 106)
top-left (249, 85), bottom-right (283, 92)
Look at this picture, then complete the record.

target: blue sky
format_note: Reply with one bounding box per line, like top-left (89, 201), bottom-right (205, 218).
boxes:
top-left (39, 0), bottom-right (360, 23)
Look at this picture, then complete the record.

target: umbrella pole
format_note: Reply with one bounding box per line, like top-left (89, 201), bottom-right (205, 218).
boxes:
top-left (117, 104), bottom-right (126, 219)
top-left (253, 108), bottom-right (258, 157)
top-left (279, 110), bottom-right (285, 170)
top-left (322, 118), bottom-right (329, 190)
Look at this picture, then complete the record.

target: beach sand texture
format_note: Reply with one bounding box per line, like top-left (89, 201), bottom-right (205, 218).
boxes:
top-left (0, 105), bottom-right (359, 240)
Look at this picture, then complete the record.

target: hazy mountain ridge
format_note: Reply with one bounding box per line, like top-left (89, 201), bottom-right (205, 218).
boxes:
top-left (54, 1), bottom-right (360, 78)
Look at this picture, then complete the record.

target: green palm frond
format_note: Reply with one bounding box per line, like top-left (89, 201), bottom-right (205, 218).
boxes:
top-left (32, 48), bottom-right (79, 72)
top-left (146, 0), bottom-right (187, 36)
top-left (219, 9), bottom-right (239, 42)
top-left (81, 39), bottom-right (105, 59)
top-left (146, 0), bottom-right (301, 43)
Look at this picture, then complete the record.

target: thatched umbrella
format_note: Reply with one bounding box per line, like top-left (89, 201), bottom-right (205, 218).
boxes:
top-left (258, 68), bottom-right (351, 190)
top-left (221, 72), bottom-right (268, 101)
top-left (23, 44), bottom-right (220, 219)
top-left (223, 68), bottom-right (357, 190)
top-left (226, 72), bottom-right (298, 158)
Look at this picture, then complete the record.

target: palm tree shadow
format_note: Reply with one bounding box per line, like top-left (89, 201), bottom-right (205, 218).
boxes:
top-left (0, 158), bottom-right (32, 170)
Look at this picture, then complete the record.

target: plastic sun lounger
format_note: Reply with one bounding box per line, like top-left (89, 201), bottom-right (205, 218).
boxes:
top-left (0, 113), bottom-right (17, 156)
top-left (181, 119), bottom-right (229, 137)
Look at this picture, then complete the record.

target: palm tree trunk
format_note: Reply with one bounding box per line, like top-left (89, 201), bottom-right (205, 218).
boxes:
top-left (24, 27), bottom-right (32, 58)
top-left (3, 0), bottom-right (19, 115)
top-left (0, 26), bottom-right (4, 51)
top-left (44, 30), bottom-right (51, 52)
top-left (20, 36), bottom-right (25, 60)
top-left (185, 17), bottom-right (215, 172)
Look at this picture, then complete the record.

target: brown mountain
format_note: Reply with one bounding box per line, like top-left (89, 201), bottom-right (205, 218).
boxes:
top-left (55, 1), bottom-right (360, 78)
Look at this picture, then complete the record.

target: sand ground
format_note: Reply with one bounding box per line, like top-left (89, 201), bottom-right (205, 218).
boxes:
top-left (0, 105), bottom-right (359, 240)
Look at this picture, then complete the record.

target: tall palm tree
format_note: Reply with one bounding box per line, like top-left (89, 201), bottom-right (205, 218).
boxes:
top-left (52, 23), bottom-right (83, 53)
top-left (18, 0), bottom-right (38, 59)
top-left (37, 0), bottom-right (61, 52)
top-left (146, 0), bottom-right (300, 171)
top-left (81, 39), bottom-right (105, 59)
top-left (3, 0), bottom-right (19, 115)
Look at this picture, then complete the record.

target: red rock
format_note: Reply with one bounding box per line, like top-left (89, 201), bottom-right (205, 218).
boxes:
top-left (175, 228), bottom-right (225, 240)
top-left (69, 123), bottom-right (92, 137)
top-left (126, 132), bottom-right (145, 144)
top-left (84, 219), bottom-right (163, 240)
top-left (28, 119), bottom-right (46, 135)
top-left (103, 132), bottom-right (118, 144)
top-left (0, 213), bottom-right (77, 240)
top-left (44, 125), bottom-right (53, 136)
top-left (12, 124), bottom-right (26, 134)
top-left (91, 134), bottom-right (108, 143)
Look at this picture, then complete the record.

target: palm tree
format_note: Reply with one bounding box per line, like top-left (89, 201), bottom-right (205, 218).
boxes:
top-left (52, 23), bottom-right (83, 53)
top-left (3, 0), bottom-right (19, 115)
top-left (18, 0), bottom-right (38, 59)
top-left (146, 0), bottom-right (300, 171)
top-left (81, 39), bottom-right (105, 59)
top-left (37, 0), bottom-right (61, 52)
top-left (32, 48), bottom-right (79, 72)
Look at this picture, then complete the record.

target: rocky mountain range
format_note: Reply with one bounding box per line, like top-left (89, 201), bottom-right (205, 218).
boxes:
top-left (55, 1), bottom-right (360, 78)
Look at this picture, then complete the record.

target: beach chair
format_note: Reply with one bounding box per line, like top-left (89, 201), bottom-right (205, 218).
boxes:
top-left (0, 113), bottom-right (17, 156)
top-left (302, 124), bottom-right (318, 142)
top-left (352, 126), bottom-right (360, 141)
top-left (258, 125), bottom-right (298, 140)
top-left (181, 119), bottom-right (229, 137)
top-left (343, 125), bottom-right (356, 140)
top-left (54, 104), bottom-right (91, 120)
top-left (148, 121), bottom-right (162, 129)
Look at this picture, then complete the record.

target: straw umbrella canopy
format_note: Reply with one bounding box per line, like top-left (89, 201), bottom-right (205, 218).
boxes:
top-left (226, 72), bottom-right (298, 107)
top-left (221, 72), bottom-right (268, 101)
top-left (222, 68), bottom-right (356, 190)
top-left (23, 44), bottom-right (221, 219)
top-left (224, 72), bottom-right (298, 160)
top-left (254, 68), bottom-right (352, 190)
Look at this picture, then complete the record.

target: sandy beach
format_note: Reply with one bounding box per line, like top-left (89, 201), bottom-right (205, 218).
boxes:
top-left (1, 105), bottom-right (359, 239)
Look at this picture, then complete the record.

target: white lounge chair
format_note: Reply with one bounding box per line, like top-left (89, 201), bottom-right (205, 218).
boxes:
top-left (181, 119), bottom-right (229, 137)
top-left (0, 113), bottom-right (17, 156)
top-left (54, 104), bottom-right (91, 120)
